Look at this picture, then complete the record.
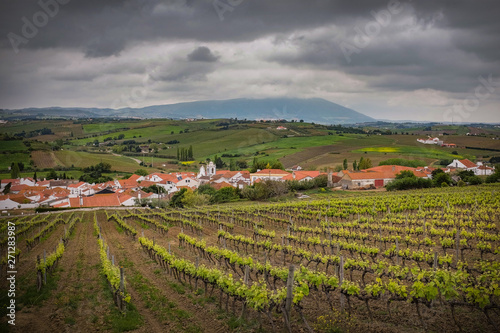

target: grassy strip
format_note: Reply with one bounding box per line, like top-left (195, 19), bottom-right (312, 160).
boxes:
top-left (100, 274), bottom-right (144, 332)
top-left (120, 258), bottom-right (202, 333)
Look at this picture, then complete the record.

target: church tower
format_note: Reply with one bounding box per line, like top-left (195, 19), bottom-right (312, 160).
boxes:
top-left (198, 165), bottom-right (206, 178)
top-left (207, 161), bottom-right (216, 177)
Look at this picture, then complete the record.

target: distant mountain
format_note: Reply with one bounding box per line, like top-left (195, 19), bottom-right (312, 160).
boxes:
top-left (0, 98), bottom-right (375, 124)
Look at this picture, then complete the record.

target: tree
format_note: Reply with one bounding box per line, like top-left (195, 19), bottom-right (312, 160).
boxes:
top-left (10, 162), bottom-right (20, 179)
top-left (433, 171), bottom-right (452, 187)
top-left (197, 184), bottom-right (217, 196)
top-left (457, 170), bottom-right (474, 182)
top-left (142, 185), bottom-right (166, 194)
top-left (214, 155), bottom-right (226, 169)
top-left (358, 158), bottom-right (373, 170)
top-left (54, 138), bottom-right (64, 149)
top-left (386, 171), bottom-right (432, 191)
top-left (396, 170), bottom-right (416, 179)
top-left (211, 187), bottom-right (239, 203)
top-left (181, 191), bottom-right (210, 207)
top-left (188, 145), bottom-right (193, 160)
top-left (3, 182), bottom-right (12, 194)
top-left (229, 159), bottom-right (237, 171)
top-left (343, 159), bottom-right (348, 170)
top-left (236, 160), bottom-right (248, 169)
top-left (33, 171), bottom-right (37, 183)
top-left (169, 188), bottom-right (188, 208)
top-left (353, 160), bottom-right (357, 171)
top-left (46, 169), bottom-right (58, 180)
top-left (467, 175), bottom-right (483, 185)
top-left (149, 143), bottom-right (158, 152)
top-left (135, 169), bottom-right (149, 176)
top-left (358, 157), bottom-right (364, 169)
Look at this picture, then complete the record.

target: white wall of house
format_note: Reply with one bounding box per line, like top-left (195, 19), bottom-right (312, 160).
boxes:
top-left (475, 168), bottom-right (495, 176)
top-left (176, 177), bottom-right (199, 188)
top-left (0, 199), bottom-right (20, 210)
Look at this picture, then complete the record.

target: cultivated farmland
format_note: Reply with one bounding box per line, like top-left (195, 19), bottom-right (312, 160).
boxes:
top-left (1, 185), bottom-right (499, 332)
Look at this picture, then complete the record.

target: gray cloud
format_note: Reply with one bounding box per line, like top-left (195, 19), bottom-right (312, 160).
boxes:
top-left (0, 0), bottom-right (499, 122)
top-left (187, 46), bottom-right (219, 62)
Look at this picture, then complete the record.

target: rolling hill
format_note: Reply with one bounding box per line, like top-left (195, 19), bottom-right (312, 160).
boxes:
top-left (1, 97), bottom-right (375, 124)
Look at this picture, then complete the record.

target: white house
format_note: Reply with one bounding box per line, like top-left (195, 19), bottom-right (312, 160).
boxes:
top-left (19, 178), bottom-right (37, 187)
top-left (417, 137), bottom-right (443, 145)
top-left (250, 169), bottom-right (291, 184)
top-left (475, 162), bottom-right (495, 176)
top-left (0, 198), bottom-right (21, 210)
top-left (176, 176), bottom-right (199, 189)
top-left (447, 159), bottom-right (477, 171)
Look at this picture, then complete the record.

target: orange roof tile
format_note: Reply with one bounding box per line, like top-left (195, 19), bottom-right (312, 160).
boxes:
top-left (212, 182), bottom-right (233, 190)
top-left (459, 159), bottom-right (477, 168)
top-left (69, 194), bottom-right (122, 207)
top-left (253, 169), bottom-right (290, 175)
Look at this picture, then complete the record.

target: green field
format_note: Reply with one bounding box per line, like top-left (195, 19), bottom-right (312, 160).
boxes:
top-left (352, 146), bottom-right (464, 160)
top-left (0, 152), bottom-right (30, 170)
top-left (212, 133), bottom-right (350, 162)
top-left (0, 140), bottom-right (27, 151)
top-left (0, 119), bottom-right (498, 176)
top-left (53, 151), bottom-right (144, 172)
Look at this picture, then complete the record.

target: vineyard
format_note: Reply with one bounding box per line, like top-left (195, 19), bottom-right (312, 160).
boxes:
top-left (1, 184), bottom-right (500, 332)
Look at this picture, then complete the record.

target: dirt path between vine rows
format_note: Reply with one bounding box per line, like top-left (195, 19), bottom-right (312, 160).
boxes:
top-left (99, 211), bottom-right (229, 333)
top-left (13, 213), bottom-right (113, 332)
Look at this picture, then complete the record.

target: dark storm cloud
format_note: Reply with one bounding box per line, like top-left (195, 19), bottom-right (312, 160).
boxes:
top-left (187, 46), bottom-right (219, 62)
top-left (0, 0), bottom-right (499, 121)
top-left (0, 0), bottom-right (413, 55)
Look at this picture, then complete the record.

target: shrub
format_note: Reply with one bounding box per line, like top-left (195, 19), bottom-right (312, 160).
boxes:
top-left (211, 187), bottom-right (239, 204)
top-left (181, 191), bottom-right (210, 207)
top-left (169, 188), bottom-right (188, 208)
top-left (467, 175), bottom-right (483, 185)
top-left (386, 171), bottom-right (433, 191)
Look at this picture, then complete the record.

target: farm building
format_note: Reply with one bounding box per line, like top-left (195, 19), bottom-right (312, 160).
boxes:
top-left (283, 170), bottom-right (324, 182)
top-left (447, 159), bottom-right (477, 171)
top-left (250, 169), bottom-right (291, 184)
top-left (339, 166), bottom-right (427, 189)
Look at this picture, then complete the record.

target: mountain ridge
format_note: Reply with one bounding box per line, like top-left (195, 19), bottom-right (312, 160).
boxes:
top-left (1, 97), bottom-right (375, 124)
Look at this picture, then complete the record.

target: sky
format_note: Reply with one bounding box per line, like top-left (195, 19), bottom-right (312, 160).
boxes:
top-left (0, 0), bottom-right (499, 123)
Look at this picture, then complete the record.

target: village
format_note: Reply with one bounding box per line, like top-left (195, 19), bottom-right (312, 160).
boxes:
top-left (0, 158), bottom-right (494, 211)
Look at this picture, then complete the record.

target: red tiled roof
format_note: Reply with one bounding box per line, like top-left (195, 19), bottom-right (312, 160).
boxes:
top-left (68, 181), bottom-right (86, 188)
top-left (158, 174), bottom-right (179, 183)
top-left (294, 171), bottom-right (321, 181)
top-left (252, 169), bottom-right (290, 175)
top-left (69, 194), bottom-right (122, 207)
top-left (128, 174), bottom-right (142, 181)
top-left (0, 194), bottom-right (31, 204)
top-left (53, 202), bottom-right (69, 208)
top-left (1, 179), bottom-right (19, 185)
top-left (365, 165), bottom-right (417, 173)
top-left (138, 180), bottom-right (156, 188)
top-left (212, 181), bottom-right (233, 190)
top-left (10, 184), bottom-right (30, 192)
top-left (459, 159), bottom-right (477, 168)
top-left (345, 168), bottom-right (427, 180)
